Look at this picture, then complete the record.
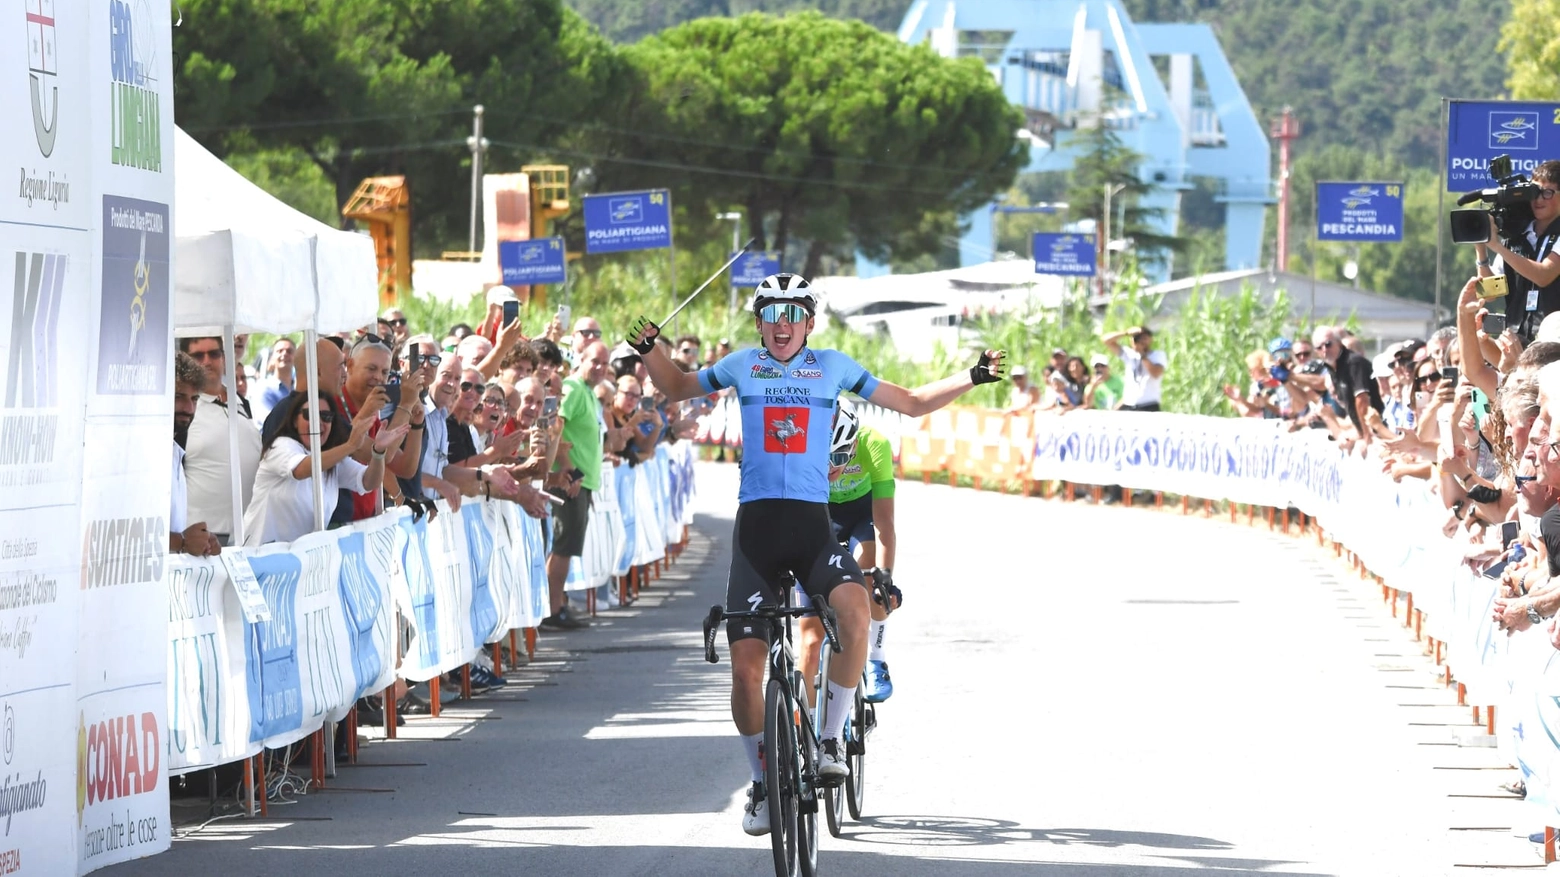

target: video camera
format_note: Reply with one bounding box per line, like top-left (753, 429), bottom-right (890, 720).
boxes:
top-left (1451, 154), bottom-right (1541, 244)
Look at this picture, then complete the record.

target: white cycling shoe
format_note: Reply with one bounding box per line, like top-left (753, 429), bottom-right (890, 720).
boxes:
top-left (743, 782), bottom-right (770, 836)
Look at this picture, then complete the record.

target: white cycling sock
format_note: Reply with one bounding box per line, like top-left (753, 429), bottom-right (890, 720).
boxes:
top-left (868, 620), bottom-right (887, 663)
top-left (742, 732), bottom-right (764, 783)
top-left (823, 681), bottom-right (853, 742)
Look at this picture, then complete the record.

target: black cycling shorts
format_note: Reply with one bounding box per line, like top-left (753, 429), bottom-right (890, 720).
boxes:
top-left (726, 499), bottom-right (865, 645)
top-left (828, 493), bottom-right (875, 548)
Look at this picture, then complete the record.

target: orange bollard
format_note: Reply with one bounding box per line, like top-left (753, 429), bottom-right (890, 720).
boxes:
top-left (1282, 508), bottom-right (1289, 533)
top-left (244, 753), bottom-right (258, 816)
top-left (1247, 503), bottom-right (1254, 525)
top-left (1040, 480), bottom-right (1052, 499)
top-left (431, 676), bottom-right (442, 717)
top-left (587, 589), bottom-right (597, 617)
top-left (1390, 589), bottom-right (1399, 619)
top-left (346, 706), bottom-right (359, 763)
top-left (1181, 495), bottom-right (1189, 515)
top-left (384, 683), bottom-right (399, 739)
top-left (1230, 502), bottom-right (1237, 523)
top-left (310, 728), bottom-right (326, 789)
top-left (1266, 506), bottom-right (1274, 530)
top-left (1155, 492), bottom-right (1163, 508)
top-left (1457, 681), bottom-right (1466, 704)
top-left (509, 629), bottom-right (519, 664)
top-left (492, 642), bottom-right (504, 676)
top-left (1487, 704), bottom-right (1496, 736)
top-left (1546, 827), bottom-right (1556, 864)
top-left (1203, 498), bottom-right (1212, 518)
top-left (525, 626), bottom-right (537, 660)
top-left (1065, 482), bottom-right (1075, 502)
top-left (1473, 705), bottom-right (1481, 725)
top-left (1124, 488), bottom-right (1133, 506)
top-left (619, 574), bottom-right (630, 606)
top-left (461, 665), bottom-right (472, 701)
top-left (922, 470), bottom-right (931, 485)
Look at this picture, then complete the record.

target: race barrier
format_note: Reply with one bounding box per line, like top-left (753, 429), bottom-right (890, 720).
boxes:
top-left (164, 442), bottom-right (698, 781)
top-left (894, 406), bottom-right (1560, 852)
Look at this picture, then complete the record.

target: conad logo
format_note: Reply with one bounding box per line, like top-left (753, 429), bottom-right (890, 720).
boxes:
top-left (74, 711), bottom-right (158, 824)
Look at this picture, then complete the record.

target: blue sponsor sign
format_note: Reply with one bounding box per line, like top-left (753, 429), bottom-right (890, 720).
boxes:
top-left (1446, 100), bottom-right (1560, 191)
top-left (462, 504), bottom-right (498, 644)
top-left (732, 251), bottom-right (781, 288)
top-left (335, 533), bottom-right (386, 701)
top-left (1032, 233), bottom-right (1096, 277)
top-left (1316, 181), bottom-right (1404, 242)
top-left (244, 553), bottom-right (304, 743)
top-left (499, 237), bottom-right (567, 285)
top-left (583, 190), bottom-right (673, 253)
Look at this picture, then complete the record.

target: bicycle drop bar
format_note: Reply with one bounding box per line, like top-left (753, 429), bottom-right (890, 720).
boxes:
top-left (818, 605), bottom-right (843, 655)
top-left (702, 605), bottom-right (725, 664)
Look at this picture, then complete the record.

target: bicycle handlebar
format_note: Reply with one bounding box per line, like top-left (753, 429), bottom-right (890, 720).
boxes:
top-left (701, 601), bottom-right (843, 664)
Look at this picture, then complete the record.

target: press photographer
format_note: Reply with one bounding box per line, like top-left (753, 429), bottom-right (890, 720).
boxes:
top-left (1454, 156), bottom-right (1560, 339)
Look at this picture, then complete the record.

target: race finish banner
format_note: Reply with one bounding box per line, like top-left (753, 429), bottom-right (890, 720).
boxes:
top-left (731, 251), bottom-right (781, 288)
top-left (499, 237), bottom-right (566, 286)
top-left (1032, 233), bottom-right (1096, 277)
top-left (1446, 100), bottom-right (1560, 191)
top-left (582, 190), bottom-right (672, 254)
top-left (1316, 181), bottom-right (1404, 242)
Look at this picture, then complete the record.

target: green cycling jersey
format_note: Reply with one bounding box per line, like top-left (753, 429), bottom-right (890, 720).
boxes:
top-left (828, 426), bottom-right (896, 504)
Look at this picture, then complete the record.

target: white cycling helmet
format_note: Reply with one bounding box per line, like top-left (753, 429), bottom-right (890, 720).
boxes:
top-left (750, 273), bottom-right (817, 315)
top-left (830, 403), bottom-right (860, 464)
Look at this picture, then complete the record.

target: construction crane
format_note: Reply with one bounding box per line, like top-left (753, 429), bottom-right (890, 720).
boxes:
top-left (342, 176), bottom-right (411, 308)
top-left (520, 164), bottom-right (572, 308)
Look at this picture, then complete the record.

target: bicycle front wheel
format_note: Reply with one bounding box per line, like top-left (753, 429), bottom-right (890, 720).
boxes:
top-left (765, 678), bottom-right (800, 877)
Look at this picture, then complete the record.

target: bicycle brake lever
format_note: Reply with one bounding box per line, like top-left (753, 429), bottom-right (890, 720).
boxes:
top-left (702, 605), bottom-right (725, 664)
top-left (820, 606), bottom-right (843, 655)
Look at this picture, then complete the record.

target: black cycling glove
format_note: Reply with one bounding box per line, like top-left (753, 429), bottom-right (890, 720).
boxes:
top-left (969, 349), bottom-right (1007, 385)
top-left (627, 316), bottom-right (660, 355)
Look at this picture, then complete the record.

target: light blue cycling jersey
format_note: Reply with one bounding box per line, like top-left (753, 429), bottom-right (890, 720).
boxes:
top-left (698, 346), bottom-right (879, 504)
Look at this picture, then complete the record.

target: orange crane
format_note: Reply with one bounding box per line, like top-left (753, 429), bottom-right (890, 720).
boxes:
top-left (342, 176), bottom-right (411, 308)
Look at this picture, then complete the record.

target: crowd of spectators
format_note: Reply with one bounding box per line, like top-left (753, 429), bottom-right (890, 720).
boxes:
top-left (166, 288), bottom-right (704, 735)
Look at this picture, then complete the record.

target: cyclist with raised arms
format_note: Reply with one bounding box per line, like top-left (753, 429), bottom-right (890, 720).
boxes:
top-left (796, 404), bottom-right (900, 705)
top-left (626, 273), bottom-right (1005, 836)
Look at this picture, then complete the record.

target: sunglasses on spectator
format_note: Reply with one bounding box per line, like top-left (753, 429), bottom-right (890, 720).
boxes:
top-left (759, 303), bottom-right (811, 324)
top-left (188, 348), bottom-right (223, 361)
top-left (577, 328), bottom-right (603, 339)
top-left (386, 318), bottom-right (407, 327)
top-left (354, 333), bottom-right (392, 352)
top-left (1414, 373), bottom-right (1440, 388)
top-left (416, 354), bottom-right (442, 368)
top-left (303, 409), bottom-right (334, 424)
top-left (460, 381), bottom-right (480, 393)
top-left (1292, 350), bottom-right (1312, 360)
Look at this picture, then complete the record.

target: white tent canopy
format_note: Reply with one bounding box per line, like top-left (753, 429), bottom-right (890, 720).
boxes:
top-left (173, 127), bottom-right (378, 336)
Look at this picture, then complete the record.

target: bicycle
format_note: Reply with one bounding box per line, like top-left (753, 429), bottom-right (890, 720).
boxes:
top-left (704, 584), bottom-right (843, 877)
top-left (816, 570), bottom-right (892, 836)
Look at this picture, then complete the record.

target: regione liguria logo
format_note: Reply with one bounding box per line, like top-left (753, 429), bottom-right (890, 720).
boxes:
top-left (25, 0), bottom-right (59, 157)
top-left (764, 407), bottom-right (807, 453)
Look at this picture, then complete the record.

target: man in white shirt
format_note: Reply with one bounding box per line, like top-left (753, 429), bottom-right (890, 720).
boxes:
top-left (1101, 326), bottom-right (1169, 411)
top-left (180, 336), bottom-right (263, 544)
top-left (171, 352), bottom-right (220, 557)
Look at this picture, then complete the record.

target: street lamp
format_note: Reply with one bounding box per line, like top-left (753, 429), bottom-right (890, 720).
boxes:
top-left (718, 211), bottom-right (743, 312)
top-left (1101, 183), bottom-right (1127, 296)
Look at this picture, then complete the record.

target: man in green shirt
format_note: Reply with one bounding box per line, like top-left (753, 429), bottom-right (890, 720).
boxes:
top-left (543, 340), bottom-right (610, 631)
top-left (1087, 354), bottom-right (1126, 410)
top-left (802, 407), bottom-right (902, 702)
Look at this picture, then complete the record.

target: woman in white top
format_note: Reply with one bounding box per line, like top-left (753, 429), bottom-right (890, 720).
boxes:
top-left (242, 392), bottom-right (409, 545)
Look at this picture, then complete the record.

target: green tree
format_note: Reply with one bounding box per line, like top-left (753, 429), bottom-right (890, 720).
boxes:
top-left (566, 0), bottom-right (913, 43)
top-left (1062, 122), bottom-right (1183, 269)
top-left (592, 12), bottom-right (1027, 276)
top-left (174, 0), bottom-right (627, 256)
top-left (1504, 2), bottom-right (1560, 100)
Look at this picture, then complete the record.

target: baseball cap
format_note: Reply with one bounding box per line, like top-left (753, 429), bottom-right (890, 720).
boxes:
top-left (1267, 337), bottom-right (1292, 355)
top-left (485, 285), bottom-right (520, 307)
top-left (1011, 365), bottom-right (1028, 377)
top-left (1090, 354), bottom-right (1109, 368)
top-left (1371, 352), bottom-right (1394, 379)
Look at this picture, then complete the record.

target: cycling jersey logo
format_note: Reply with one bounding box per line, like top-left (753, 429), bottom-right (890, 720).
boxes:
top-left (828, 554), bottom-right (842, 570)
top-left (764, 407), bottom-right (808, 452)
top-left (803, 351), bottom-right (816, 365)
top-left (791, 368), bottom-right (823, 379)
top-left (750, 364), bottom-right (783, 379)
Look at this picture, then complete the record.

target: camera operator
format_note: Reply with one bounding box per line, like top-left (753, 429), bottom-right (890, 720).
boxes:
top-left (1478, 160), bottom-right (1560, 338)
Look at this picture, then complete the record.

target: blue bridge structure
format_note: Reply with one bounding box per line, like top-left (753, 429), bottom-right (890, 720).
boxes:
top-left (868, 0), bottom-right (1271, 281)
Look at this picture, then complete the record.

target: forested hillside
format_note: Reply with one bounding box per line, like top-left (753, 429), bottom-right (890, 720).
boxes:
top-left (570, 0), bottom-right (1510, 171)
